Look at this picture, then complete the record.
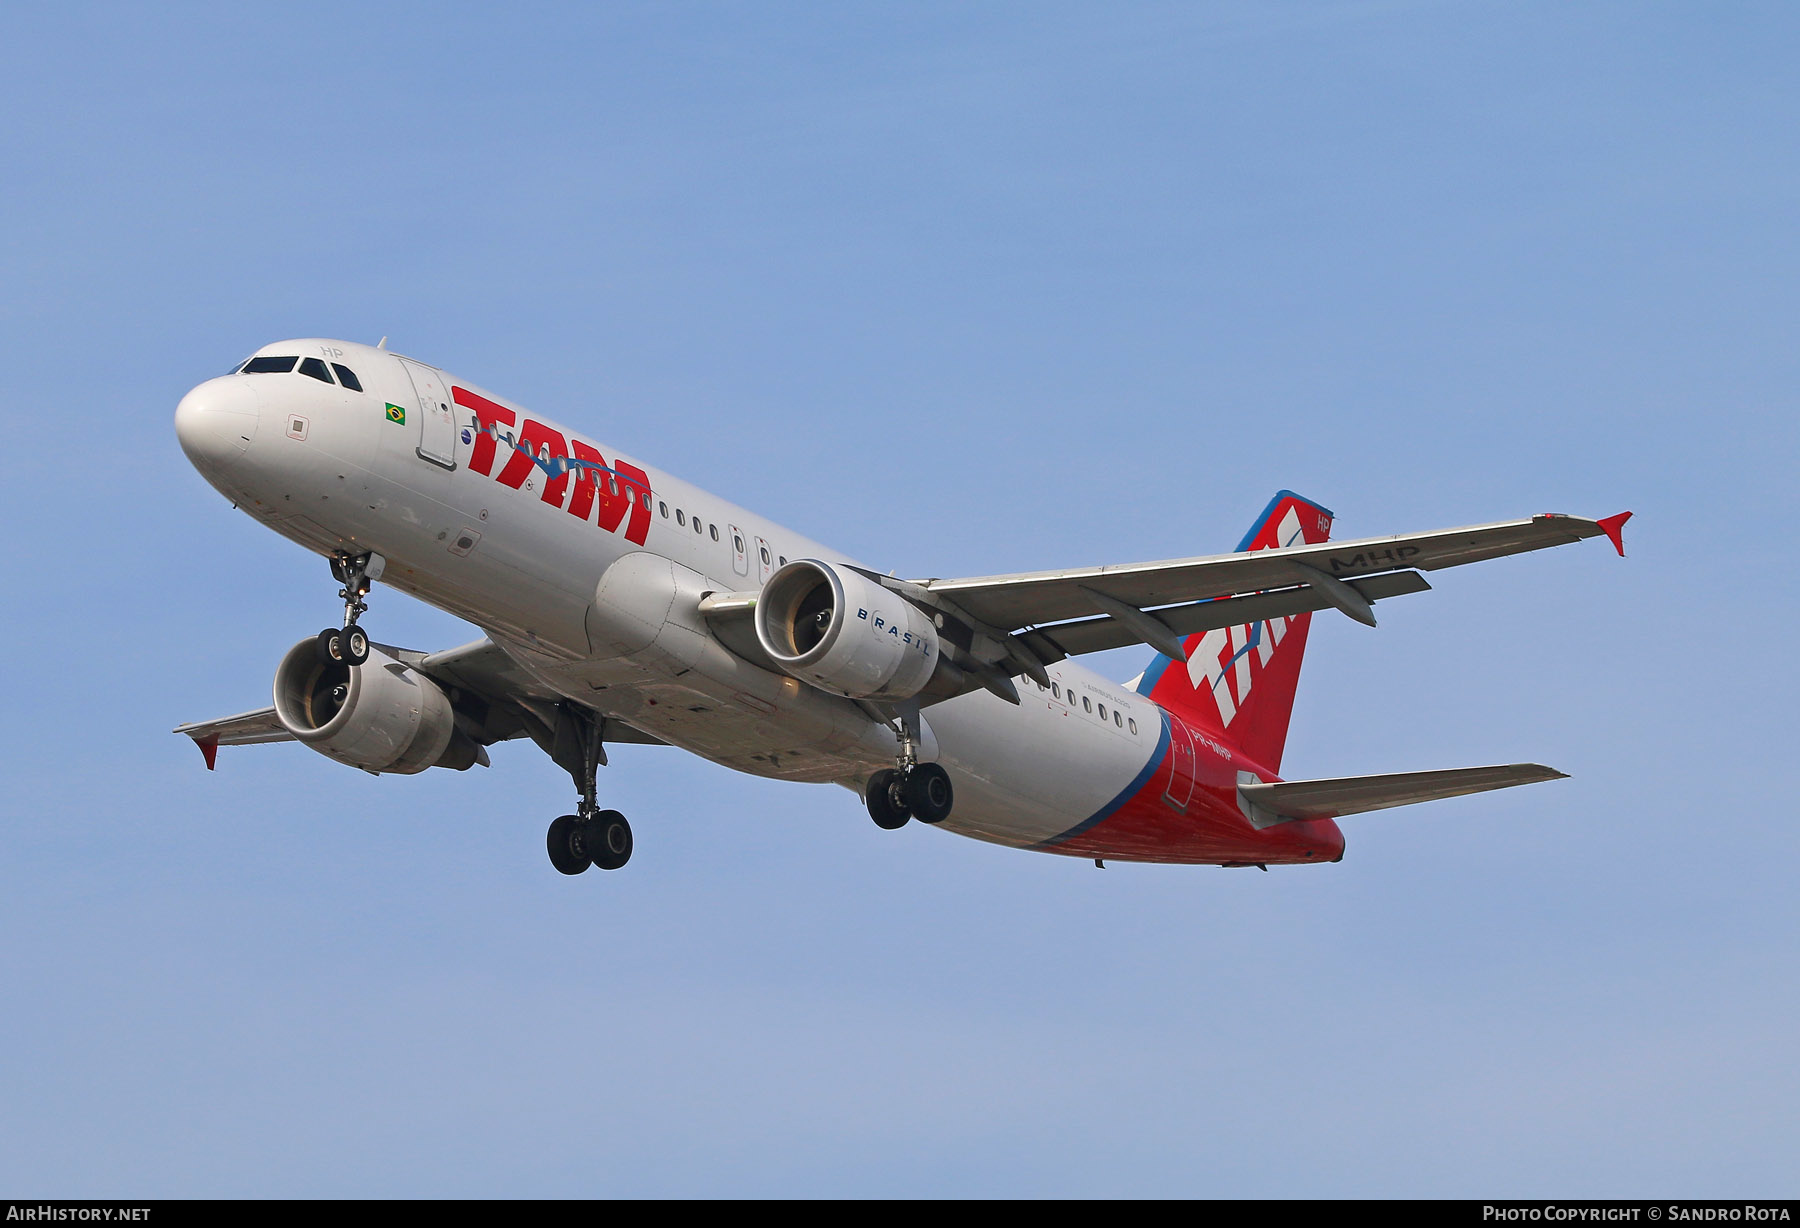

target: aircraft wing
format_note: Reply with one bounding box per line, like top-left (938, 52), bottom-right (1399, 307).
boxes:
top-left (834, 509), bottom-right (1629, 705)
top-left (175, 635), bottom-right (665, 770)
top-left (173, 708), bottom-right (295, 767)
top-left (703, 510), bottom-right (1626, 709)
top-left (1236, 763), bottom-right (1568, 828)
top-left (916, 512), bottom-right (1629, 633)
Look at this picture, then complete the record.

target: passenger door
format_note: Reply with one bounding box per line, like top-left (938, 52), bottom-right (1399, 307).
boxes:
top-left (400, 358), bottom-right (457, 470)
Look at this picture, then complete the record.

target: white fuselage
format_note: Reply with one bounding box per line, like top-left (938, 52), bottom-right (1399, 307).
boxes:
top-left (177, 339), bottom-right (1170, 853)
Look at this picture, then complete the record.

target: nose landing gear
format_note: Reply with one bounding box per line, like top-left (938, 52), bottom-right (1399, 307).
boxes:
top-left (315, 551), bottom-right (383, 667)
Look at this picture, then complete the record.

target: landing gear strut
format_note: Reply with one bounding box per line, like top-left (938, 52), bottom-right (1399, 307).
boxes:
top-left (544, 704), bottom-right (633, 875)
top-left (864, 704), bottom-right (955, 829)
top-left (315, 551), bottom-right (382, 667)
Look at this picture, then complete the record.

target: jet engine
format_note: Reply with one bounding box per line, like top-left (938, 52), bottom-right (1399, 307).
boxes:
top-left (754, 560), bottom-right (946, 700)
top-left (271, 639), bottom-right (482, 774)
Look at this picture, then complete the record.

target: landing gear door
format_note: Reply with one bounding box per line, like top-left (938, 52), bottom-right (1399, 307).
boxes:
top-left (1162, 714), bottom-right (1196, 812)
top-left (400, 358), bottom-right (457, 470)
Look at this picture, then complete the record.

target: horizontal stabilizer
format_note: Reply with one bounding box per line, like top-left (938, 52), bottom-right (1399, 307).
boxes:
top-left (1237, 763), bottom-right (1567, 828)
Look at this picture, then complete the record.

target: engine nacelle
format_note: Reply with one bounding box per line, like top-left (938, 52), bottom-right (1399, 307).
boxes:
top-left (754, 560), bottom-right (943, 700)
top-left (272, 639), bottom-right (480, 774)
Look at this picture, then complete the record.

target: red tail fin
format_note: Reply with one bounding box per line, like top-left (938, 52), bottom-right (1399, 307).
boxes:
top-left (1132, 491), bottom-right (1334, 774)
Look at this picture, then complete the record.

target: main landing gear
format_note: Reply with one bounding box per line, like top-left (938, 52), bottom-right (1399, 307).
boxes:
top-left (864, 706), bottom-right (954, 830)
top-left (545, 706), bottom-right (633, 875)
top-left (314, 551), bottom-right (383, 667)
top-left (547, 810), bottom-right (632, 875)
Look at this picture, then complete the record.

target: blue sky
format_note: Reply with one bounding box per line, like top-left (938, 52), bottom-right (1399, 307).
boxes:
top-left (2, 1), bottom-right (1795, 1196)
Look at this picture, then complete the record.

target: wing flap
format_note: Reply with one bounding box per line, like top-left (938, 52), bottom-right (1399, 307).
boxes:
top-left (1027, 571), bottom-right (1431, 659)
top-left (1237, 763), bottom-right (1567, 827)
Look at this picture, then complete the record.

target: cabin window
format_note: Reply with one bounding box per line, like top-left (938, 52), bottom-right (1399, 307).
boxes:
top-left (1097, 703), bottom-right (1107, 721)
top-left (779, 556), bottom-right (787, 567)
top-left (241, 355), bottom-right (298, 374)
top-left (676, 510), bottom-right (686, 527)
top-left (759, 546), bottom-right (771, 565)
top-left (1051, 683), bottom-right (1061, 700)
top-left (709, 524), bottom-right (720, 542)
top-left (659, 501), bottom-right (669, 518)
top-left (1082, 696), bottom-right (1092, 713)
top-left (331, 363), bottom-right (362, 391)
top-left (733, 533), bottom-right (745, 553)
top-left (1114, 711), bottom-right (1124, 728)
top-left (694, 517), bottom-right (704, 535)
top-left (1128, 718), bottom-right (1138, 735)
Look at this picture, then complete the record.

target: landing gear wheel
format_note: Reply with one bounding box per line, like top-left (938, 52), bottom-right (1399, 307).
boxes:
top-left (546, 814), bottom-right (591, 875)
top-left (342, 625), bottom-right (370, 665)
top-left (865, 769), bottom-right (911, 830)
top-left (904, 762), bottom-right (954, 825)
top-left (584, 810), bottom-right (632, 870)
top-left (316, 627), bottom-right (345, 665)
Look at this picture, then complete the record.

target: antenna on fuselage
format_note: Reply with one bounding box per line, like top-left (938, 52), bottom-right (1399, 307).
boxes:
top-left (377, 336), bottom-right (388, 349)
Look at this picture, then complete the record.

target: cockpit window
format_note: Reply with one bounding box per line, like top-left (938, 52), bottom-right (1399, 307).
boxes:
top-left (298, 357), bottom-right (335, 384)
top-left (241, 356), bottom-right (298, 374)
top-left (331, 363), bottom-right (363, 392)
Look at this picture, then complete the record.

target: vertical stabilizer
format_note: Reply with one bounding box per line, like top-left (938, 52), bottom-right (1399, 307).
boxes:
top-left (1133, 491), bottom-right (1334, 774)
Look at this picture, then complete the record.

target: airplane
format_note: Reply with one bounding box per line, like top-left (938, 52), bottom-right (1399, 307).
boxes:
top-left (173, 338), bottom-right (1629, 876)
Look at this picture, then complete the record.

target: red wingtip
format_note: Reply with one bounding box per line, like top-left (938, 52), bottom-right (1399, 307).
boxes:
top-left (195, 735), bottom-right (219, 771)
top-left (1596, 511), bottom-right (1632, 557)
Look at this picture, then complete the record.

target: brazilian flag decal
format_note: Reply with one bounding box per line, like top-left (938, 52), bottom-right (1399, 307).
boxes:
top-left (385, 403), bottom-right (406, 425)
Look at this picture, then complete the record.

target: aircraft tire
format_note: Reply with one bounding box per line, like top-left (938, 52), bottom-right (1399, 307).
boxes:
top-left (586, 810), bottom-right (632, 871)
top-left (546, 814), bottom-right (591, 875)
top-left (865, 769), bottom-right (910, 830)
top-left (343, 625), bottom-right (370, 665)
top-left (905, 763), bottom-right (954, 825)
top-left (315, 627), bottom-right (345, 665)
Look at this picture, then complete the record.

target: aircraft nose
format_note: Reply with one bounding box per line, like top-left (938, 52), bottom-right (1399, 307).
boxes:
top-left (174, 377), bottom-right (261, 471)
